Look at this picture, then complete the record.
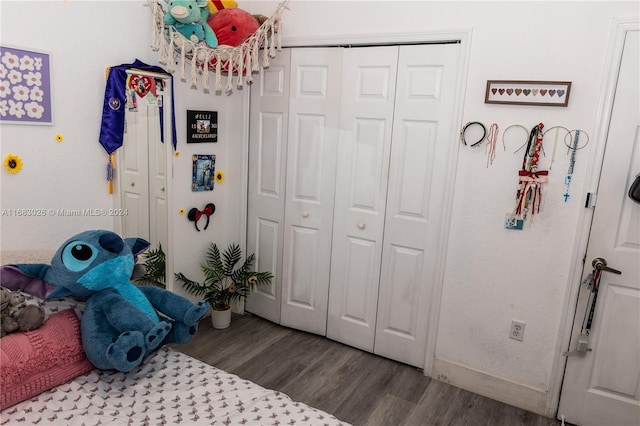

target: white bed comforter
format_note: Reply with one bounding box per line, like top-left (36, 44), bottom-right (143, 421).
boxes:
top-left (0, 346), bottom-right (349, 426)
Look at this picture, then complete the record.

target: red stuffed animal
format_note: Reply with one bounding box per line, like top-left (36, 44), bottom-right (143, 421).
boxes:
top-left (207, 8), bottom-right (259, 47)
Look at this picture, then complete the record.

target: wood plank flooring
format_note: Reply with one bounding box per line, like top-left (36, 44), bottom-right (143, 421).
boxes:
top-left (172, 313), bottom-right (561, 426)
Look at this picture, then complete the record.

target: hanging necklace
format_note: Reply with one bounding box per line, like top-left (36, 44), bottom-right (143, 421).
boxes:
top-left (564, 130), bottom-right (580, 202)
top-left (486, 123), bottom-right (499, 167)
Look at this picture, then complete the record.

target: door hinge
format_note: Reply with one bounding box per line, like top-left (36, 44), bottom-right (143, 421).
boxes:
top-left (585, 192), bottom-right (597, 208)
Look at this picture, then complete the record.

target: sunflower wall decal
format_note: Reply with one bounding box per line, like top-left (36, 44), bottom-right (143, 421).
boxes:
top-left (4, 153), bottom-right (23, 174)
top-left (215, 171), bottom-right (225, 183)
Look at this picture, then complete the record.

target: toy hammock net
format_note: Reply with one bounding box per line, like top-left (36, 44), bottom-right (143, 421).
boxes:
top-left (150, 1), bottom-right (288, 93)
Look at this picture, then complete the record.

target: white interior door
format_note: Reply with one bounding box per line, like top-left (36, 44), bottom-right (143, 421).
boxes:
top-left (246, 49), bottom-right (291, 323)
top-left (327, 46), bottom-right (398, 352)
top-left (118, 88), bottom-right (169, 254)
top-left (120, 106), bottom-right (151, 241)
top-left (280, 48), bottom-right (342, 335)
top-left (558, 29), bottom-right (640, 426)
top-left (374, 43), bottom-right (461, 368)
top-left (147, 105), bottom-right (168, 251)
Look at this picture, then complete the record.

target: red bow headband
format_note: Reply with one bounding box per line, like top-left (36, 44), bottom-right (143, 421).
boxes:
top-left (188, 203), bottom-right (215, 231)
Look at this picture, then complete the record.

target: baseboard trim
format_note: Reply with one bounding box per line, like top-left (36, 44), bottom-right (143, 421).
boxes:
top-left (431, 358), bottom-right (549, 416)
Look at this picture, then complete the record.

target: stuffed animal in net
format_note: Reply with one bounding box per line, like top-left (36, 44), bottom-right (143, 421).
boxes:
top-left (207, 7), bottom-right (259, 48)
top-left (0, 286), bottom-right (46, 337)
top-left (164, 0), bottom-right (218, 47)
top-left (0, 230), bottom-right (209, 372)
top-left (207, 0), bottom-right (238, 15)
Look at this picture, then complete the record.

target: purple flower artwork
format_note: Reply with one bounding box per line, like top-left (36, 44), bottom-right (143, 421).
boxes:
top-left (0, 46), bottom-right (53, 125)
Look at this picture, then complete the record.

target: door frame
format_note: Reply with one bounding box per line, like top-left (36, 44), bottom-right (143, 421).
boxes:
top-left (243, 28), bottom-right (473, 376)
top-left (114, 70), bottom-right (175, 292)
top-left (549, 17), bottom-right (639, 418)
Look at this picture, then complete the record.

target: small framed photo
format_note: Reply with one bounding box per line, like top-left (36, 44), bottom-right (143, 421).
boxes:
top-left (485, 80), bottom-right (572, 107)
top-left (0, 45), bottom-right (53, 125)
top-left (192, 154), bottom-right (216, 192)
top-left (187, 110), bottom-right (217, 143)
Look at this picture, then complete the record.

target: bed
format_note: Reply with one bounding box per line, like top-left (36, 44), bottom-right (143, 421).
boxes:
top-left (0, 309), bottom-right (349, 426)
top-left (0, 251), bottom-right (349, 425)
top-left (2, 346), bottom-right (348, 425)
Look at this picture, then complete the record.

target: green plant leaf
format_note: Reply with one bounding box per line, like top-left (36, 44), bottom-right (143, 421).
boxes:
top-left (135, 243), bottom-right (166, 286)
top-left (175, 243), bottom-right (273, 311)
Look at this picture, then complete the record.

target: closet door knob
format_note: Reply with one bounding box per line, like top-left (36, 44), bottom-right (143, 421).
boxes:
top-left (130, 182), bottom-right (135, 187)
top-left (302, 211), bottom-right (309, 218)
top-left (161, 187), bottom-right (165, 192)
top-left (357, 222), bottom-right (365, 230)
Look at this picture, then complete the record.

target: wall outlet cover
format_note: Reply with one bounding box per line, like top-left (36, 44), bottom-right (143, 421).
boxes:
top-left (510, 320), bottom-right (526, 341)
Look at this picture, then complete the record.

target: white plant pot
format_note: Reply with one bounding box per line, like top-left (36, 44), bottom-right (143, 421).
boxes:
top-left (211, 308), bottom-right (231, 329)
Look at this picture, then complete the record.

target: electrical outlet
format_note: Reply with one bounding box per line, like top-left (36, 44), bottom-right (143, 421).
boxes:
top-left (509, 320), bottom-right (526, 341)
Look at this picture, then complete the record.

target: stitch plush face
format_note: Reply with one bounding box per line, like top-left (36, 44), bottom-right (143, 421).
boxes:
top-left (48, 230), bottom-right (148, 300)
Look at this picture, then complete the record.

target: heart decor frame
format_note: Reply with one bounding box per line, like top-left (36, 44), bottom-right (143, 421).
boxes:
top-left (485, 80), bottom-right (572, 107)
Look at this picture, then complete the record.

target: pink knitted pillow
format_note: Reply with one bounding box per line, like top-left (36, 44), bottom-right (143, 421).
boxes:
top-left (0, 309), bottom-right (93, 410)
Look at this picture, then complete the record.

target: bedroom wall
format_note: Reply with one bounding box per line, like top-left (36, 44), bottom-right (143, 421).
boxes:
top-left (243, 0), bottom-right (639, 415)
top-left (0, 1), bottom-right (247, 295)
top-left (2, 0), bottom-right (638, 416)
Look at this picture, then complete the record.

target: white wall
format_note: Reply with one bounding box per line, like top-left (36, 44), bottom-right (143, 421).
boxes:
top-left (0, 1), bottom-right (246, 292)
top-left (168, 77), bottom-right (248, 298)
top-left (243, 0), bottom-right (639, 414)
top-left (0, 1), bottom-right (150, 250)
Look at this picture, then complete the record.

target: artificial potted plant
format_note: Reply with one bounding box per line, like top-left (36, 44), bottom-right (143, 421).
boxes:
top-left (174, 243), bottom-right (273, 329)
top-left (134, 243), bottom-right (166, 288)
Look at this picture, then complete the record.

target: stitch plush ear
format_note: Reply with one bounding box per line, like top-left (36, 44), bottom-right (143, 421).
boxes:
top-left (124, 237), bottom-right (150, 257)
top-left (0, 264), bottom-right (55, 299)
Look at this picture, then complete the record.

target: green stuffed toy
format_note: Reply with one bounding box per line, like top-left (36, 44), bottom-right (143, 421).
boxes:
top-left (164, 0), bottom-right (218, 47)
top-left (1, 230), bottom-right (209, 372)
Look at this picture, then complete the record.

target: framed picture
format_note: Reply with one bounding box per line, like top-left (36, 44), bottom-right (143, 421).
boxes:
top-left (0, 45), bottom-right (53, 125)
top-left (485, 80), bottom-right (572, 107)
top-left (187, 110), bottom-right (217, 143)
top-left (192, 154), bottom-right (216, 192)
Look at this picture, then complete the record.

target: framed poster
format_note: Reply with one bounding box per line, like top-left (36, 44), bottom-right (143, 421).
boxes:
top-left (187, 110), bottom-right (217, 143)
top-left (192, 154), bottom-right (216, 192)
top-left (485, 80), bottom-right (572, 107)
top-left (0, 45), bottom-right (53, 125)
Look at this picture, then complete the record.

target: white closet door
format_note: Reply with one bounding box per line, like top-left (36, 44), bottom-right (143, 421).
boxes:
top-left (374, 43), bottom-right (461, 367)
top-left (280, 48), bottom-right (342, 335)
top-left (246, 49), bottom-right (291, 324)
top-left (327, 46), bottom-right (398, 351)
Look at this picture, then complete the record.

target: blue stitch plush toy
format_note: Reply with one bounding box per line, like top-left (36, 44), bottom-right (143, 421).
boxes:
top-left (1, 230), bottom-right (209, 372)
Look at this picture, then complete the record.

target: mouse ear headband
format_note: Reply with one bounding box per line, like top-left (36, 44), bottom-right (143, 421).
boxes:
top-left (187, 203), bottom-right (216, 231)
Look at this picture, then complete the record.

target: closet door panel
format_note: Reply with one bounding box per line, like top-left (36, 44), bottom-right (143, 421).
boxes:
top-left (280, 48), bottom-right (342, 335)
top-left (246, 50), bottom-right (291, 323)
top-left (375, 43), bottom-right (461, 367)
top-left (327, 46), bottom-right (398, 351)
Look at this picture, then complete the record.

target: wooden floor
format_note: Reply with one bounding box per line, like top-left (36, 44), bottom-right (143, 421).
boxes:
top-left (173, 313), bottom-right (561, 426)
